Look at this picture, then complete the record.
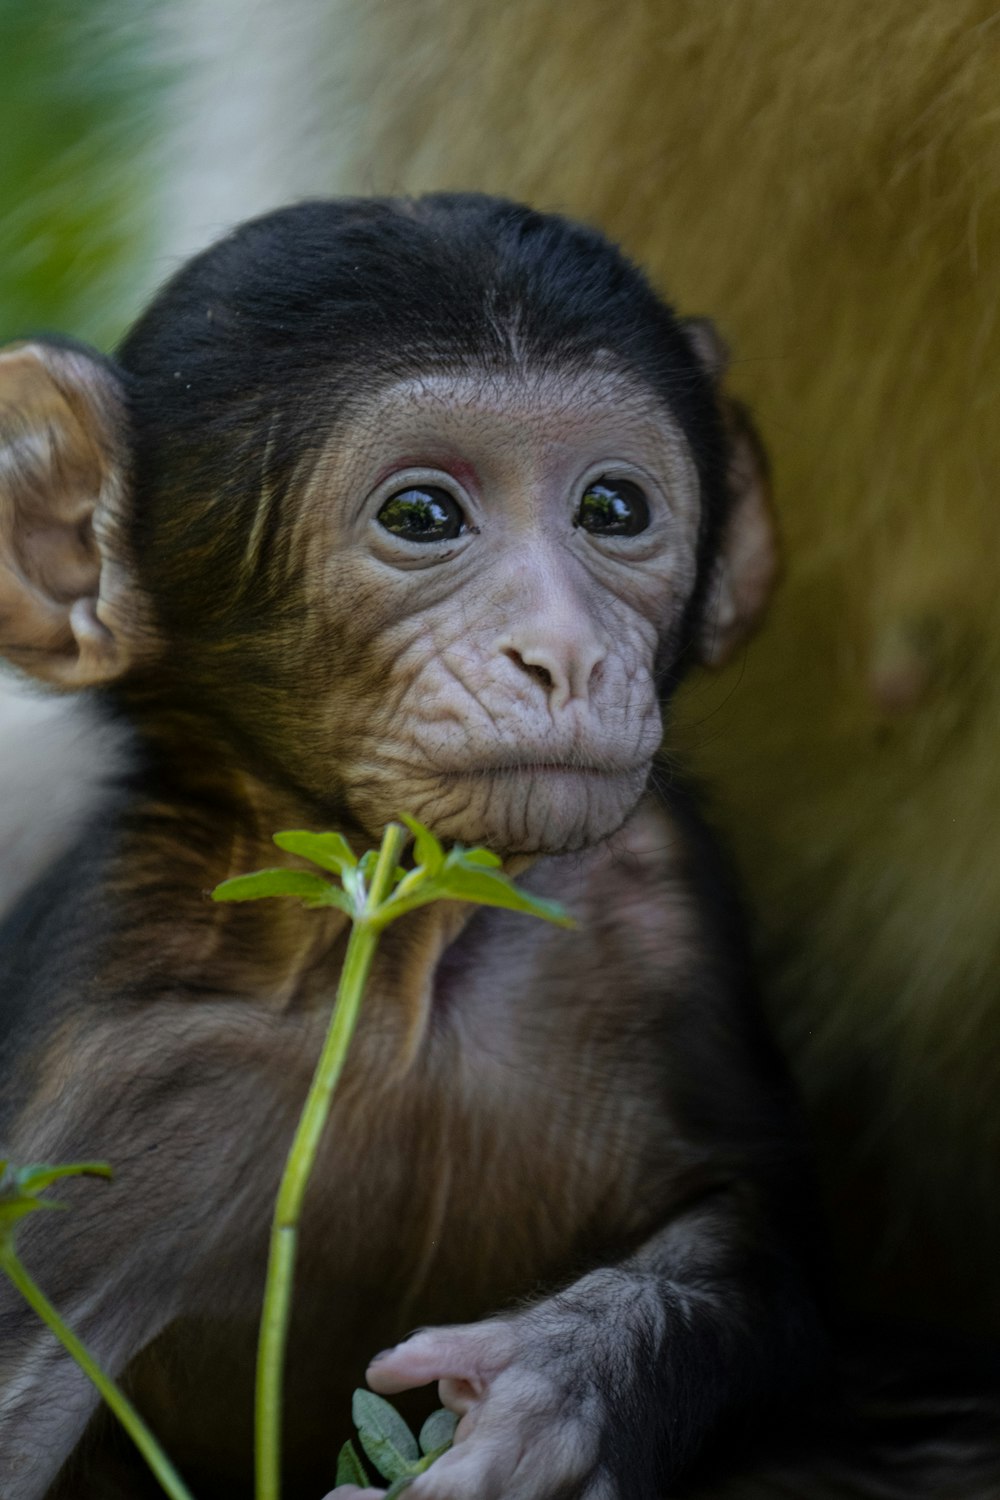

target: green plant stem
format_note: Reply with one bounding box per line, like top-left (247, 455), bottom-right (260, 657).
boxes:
top-left (0, 1248), bottom-right (195, 1500)
top-left (255, 822), bottom-right (408, 1500)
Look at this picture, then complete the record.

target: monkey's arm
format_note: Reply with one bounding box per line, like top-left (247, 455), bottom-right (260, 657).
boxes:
top-left (330, 1178), bottom-right (820, 1500)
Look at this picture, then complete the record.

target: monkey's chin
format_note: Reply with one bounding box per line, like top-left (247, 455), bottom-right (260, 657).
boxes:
top-left (403, 764), bottom-right (651, 857)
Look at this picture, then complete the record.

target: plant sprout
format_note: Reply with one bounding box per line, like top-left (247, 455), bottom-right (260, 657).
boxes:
top-left (338, 1389), bottom-right (460, 1496)
top-left (212, 813), bottom-right (573, 1500)
top-left (0, 1159), bottom-right (195, 1500)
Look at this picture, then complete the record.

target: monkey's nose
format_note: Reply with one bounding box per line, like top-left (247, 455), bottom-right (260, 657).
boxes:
top-left (499, 639), bottom-right (606, 712)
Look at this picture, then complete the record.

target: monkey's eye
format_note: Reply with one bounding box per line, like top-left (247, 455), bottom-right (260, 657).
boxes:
top-left (574, 480), bottom-right (650, 537)
top-left (377, 487), bottom-right (466, 542)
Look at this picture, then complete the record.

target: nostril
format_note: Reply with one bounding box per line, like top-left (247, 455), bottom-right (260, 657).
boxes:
top-left (503, 646), bottom-right (554, 691)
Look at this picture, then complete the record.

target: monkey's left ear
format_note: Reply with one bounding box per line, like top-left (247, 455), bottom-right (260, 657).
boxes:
top-left (682, 319), bottom-right (780, 668)
top-left (0, 341), bottom-right (148, 690)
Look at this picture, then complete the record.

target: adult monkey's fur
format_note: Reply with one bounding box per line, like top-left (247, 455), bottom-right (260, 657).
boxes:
top-left (334, 0), bottom-right (1000, 1331)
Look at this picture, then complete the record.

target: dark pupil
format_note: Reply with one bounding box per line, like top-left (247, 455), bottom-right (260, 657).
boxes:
top-left (378, 488), bottom-right (465, 542)
top-left (576, 481), bottom-right (649, 537)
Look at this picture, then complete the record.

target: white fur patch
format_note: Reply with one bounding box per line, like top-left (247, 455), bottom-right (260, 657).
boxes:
top-left (0, 678), bottom-right (130, 919)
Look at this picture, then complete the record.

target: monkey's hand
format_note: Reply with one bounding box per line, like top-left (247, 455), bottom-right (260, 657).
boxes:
top-left (325, 1270), bottom-right (663, 1500)
top-left (325, 1194), bottom-right (820, 1500)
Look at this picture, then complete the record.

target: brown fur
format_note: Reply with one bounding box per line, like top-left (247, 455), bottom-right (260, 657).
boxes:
top-left (329, 0), bottom-right (1000, 1329)
top-left (0, 286), bottom-right (817, 1496)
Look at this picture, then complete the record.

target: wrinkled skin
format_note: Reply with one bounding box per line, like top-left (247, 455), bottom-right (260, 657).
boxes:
top-left (211, 367), bottom-right (703, 855)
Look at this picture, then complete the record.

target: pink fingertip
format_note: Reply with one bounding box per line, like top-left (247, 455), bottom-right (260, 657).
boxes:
top-left (321, 1487), bottom-right (386, 1498)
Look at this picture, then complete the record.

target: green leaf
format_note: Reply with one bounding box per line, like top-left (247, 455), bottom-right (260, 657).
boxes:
top-left (336, 1438), bottom-right (370, 1488)
top-left (400, 814), bottom-right (445, 876)
top-left (0, 1158), bottom-right (114, 1246)
top-left (273, 830), bottom-right (357, 876)
top-left (388, 867), bottom-right (429, 904)
top-left (0, 1197), bottom-right (63, 1231)
top-left (13, 1162), bottom-right (112, 1195)
top-left (456, 846), bottom-right (503, 869)
top-left (357, 851), bottom-right (406, 887)
top-left (211, 869), bottom-right (349, 911)
top-left (418, 1408), bottom-right (458, 1455)
top-left (340, 865), bottom-right (366, 908)
top-left (434, 865), bottom-right (575, 927)
top-left (353, 1389), bottom-right (420, 1481)
top-left (383, 1478), bottom-right (415, 1499)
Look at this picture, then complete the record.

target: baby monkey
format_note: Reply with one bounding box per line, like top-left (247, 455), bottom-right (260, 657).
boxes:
top-left (0, 195), bottom-right (816, 1500)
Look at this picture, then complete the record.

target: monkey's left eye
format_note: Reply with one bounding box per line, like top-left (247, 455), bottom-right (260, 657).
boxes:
top-left (377, 487), bottom-right (467, 542)
top-left (574, 480), bottom-right (650, 537)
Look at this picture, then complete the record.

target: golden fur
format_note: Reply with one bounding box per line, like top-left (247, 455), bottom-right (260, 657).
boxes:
top-left (332, 0), bottom-right (1000, 1327)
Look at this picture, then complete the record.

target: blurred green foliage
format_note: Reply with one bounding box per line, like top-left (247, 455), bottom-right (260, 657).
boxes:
top-left (0, 0), bottom-right (165, 348)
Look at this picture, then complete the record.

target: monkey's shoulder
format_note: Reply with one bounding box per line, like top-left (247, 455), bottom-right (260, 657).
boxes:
top-left (0, 805), bottom-right (123, 1033)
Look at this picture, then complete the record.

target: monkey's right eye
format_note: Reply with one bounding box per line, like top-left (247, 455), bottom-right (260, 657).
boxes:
top-left (377, 487), bottom-right (466, 542)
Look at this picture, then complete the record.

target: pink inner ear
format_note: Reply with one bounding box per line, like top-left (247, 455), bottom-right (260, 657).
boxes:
top-left (727, 473), bottom-right (780, 620)
top-left (0, 341), bottom-right (132, 688)
top-left (23, 515), bottom-right (101, 605)
top-left (69, 597), bottom-right (115, 646)
top-left (699, 418), bottom-right (779, 668)
top-left (683, 317), bottom-right (730, 380)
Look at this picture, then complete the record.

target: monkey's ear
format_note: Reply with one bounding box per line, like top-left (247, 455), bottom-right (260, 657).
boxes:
top-left (698, 398), bottom-right (779, 667)
top-left (681, 319), bottom-right (779, 668)
top-left (0, 341), bottom-right (144, 689)
top-left (682, 316), bottom-right (731, 383)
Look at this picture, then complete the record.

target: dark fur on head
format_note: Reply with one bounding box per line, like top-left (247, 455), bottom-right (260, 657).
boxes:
top-left (117, 195), bottom-right (729, 681)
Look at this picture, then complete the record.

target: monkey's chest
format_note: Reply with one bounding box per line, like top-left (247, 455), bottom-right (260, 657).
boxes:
top-left (290, 871), bottom-right (685, 1332)
top-left (295, 999), bottom-right (674, 1338)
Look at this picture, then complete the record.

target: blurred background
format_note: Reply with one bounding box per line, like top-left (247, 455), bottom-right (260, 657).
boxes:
top-left (0, 0), bottom-right (358, 344)
top-left (3, 0), bottom-right (999, 1332)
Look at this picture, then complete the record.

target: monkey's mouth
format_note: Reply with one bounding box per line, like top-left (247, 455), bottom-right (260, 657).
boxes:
top-left (436, 754), bottom-right (650, 780)
top-left (374, 756), bottom-right (650, 856)
top-left (445, 762), bottom-right (629, 778)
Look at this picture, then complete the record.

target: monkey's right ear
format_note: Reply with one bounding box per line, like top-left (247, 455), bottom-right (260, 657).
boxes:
top-left (0, 341), bottom-right (149, 690)
top-left (682, 316), bottom-right (731, 382)
top-left (681, 318), bottom-right (780, 667)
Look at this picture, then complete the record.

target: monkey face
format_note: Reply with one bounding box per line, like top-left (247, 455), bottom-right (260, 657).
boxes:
top-left (286, 367), bottom-right (702, 855)
top-left (0, 197), bottom-right (768, 863)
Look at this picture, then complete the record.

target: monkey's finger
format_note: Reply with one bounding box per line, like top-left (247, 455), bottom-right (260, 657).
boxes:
top-left (437, 1374), bottom-right (479, 1414)
top-left (320, 1487), bottom-right (387, 1499)
top-left (400, 1436), bottom-right (510, 1500)
top-left (366, 1323), bottom-right (514, 1393)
